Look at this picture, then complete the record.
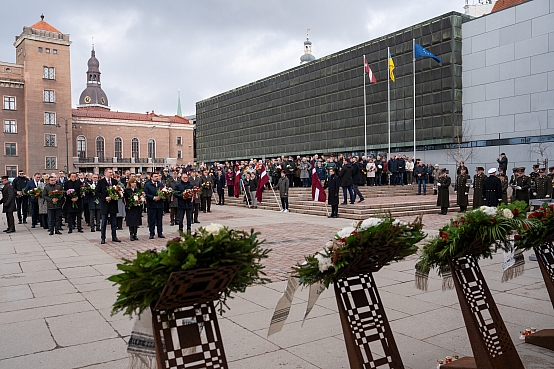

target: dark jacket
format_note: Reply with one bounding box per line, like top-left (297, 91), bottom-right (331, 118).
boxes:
top-left (473, 173), bottom-right (486, 209)
top-left (325, 174), bottom-right (341, 206)
top-left (316, 166), bottom-right (326, 181)
top-left (214, 174), bottom-right (226, 194)
top-left (64, 179), bottom-right (83, 212)
top-left (1, 183), bottom-right (16, 213)
top-left (277, 176), bottom-right (289, 197)
top-left (351, 162), bottom-right (361, 185)
top-left (12, 175), bottom-right (29, 193)
top-left (25, 179), bottom-right (40, 203)
top-left (124, 187), bottom-right (143, 226)
top-left (43, 182), bottom-right (64, 210)
top-left (497, 156), bottom-right (508, 172)
top-left (396, 157), bottom-right (405, 173)
top-left (248, 176), bottom-right (258, 192)
top-left (87, 182), bottom-right (101, 210)
top-left (414, 165), bottom-right (427, 181)
top-left (189, 176), bottom-right (202, 204)
top-left (338, 163), bottom-right (354, 187)
top-left (174, 180), bottom-right (194, 210)
top-left (200, 175), bottom-right (214, 198)
top-left (455, 173), bottom-right (470, 207)
top-left (483, 176), bottom-right (503, 207)
top-left (95, 177), bottom-right (120, 215)
top-left (436, 175), bottom-right (451, 208)
top-left (143, 180), bottom-right (165, 209)
top-left (388, 158), bottom-right (398, 173)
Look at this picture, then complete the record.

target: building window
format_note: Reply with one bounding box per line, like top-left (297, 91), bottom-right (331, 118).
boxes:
top-left (5, 143), bottom-right (17, 156)
top-left (114, 137), bottom-right (122, 159)
top-left (177, 136), bottom-right (182, 145)
top-left (3, 96), bottom-right (16, 110)
top-left (44, 90), bottom-right (55, 103)
top-left (148, 139), bottom-right (156, 159)
top-left (4, 120), bottom-right (16, 133)
top-left (53, 49), bottom-right (58, 54)
top-left (45, 157), bottom-right (57, 169)
top-left (43, 66), bottom-right (55, 80)
top-left (177, 150), bottom-right (182, 159)
top-left (131, 138), bottom-right (139, 159)
top-left (5, 68), bottom-right (11, 73)
top-left (38, 47), bottom-right (43, 52)
top-left (44, 112), bottom-right (55, 125)
top-left (46, 48), bottom-right (50, 54)
top-left (96, 136), bottom-right (105, 159)
top-left (6, 166), bottom-right (17, 178)
top-left (45, 134), bottom-right (56, 147)
top-left (77, 136), bottom-right (86, 158)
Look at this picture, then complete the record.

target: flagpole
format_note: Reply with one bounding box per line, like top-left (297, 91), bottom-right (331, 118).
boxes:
top-left (268, 180), bottom-right (282, 211)
top-left (363, 55), bottom-right (367, 158)
top-left (387, 47), bottom-right (391, 161)
top-left (413, 39), bottom-right (416, 160)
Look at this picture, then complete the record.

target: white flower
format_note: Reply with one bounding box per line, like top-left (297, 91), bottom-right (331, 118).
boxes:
top-left (482, 206), bottom-right (497, 216)
top-left (90, 183), bottom-right (96, 190)
top-left (479, 206), bottom-right (487, 211)
top-left (204, 223), bottom-right (225, 236)
top-left (359, 218), bottom-right (383, 231)
top-left (336, 226), bottom-right (355, 239)
top-left (377, 165), bottom-right (382, 169)
top-left (325, 241), bottom-right (334, 249)
top-left (502, 208), bottom-right (514, 219)
top-left (392, 219), bottom-right (406, 226)
top-left (315, 253), bottom-right (334, 273)
top-left (351, 220), bottom-right (360, 228)
top-left (133, 195), bottom-right (139, 201)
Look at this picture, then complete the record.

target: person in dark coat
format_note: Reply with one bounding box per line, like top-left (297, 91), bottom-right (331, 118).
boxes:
top-left (214, 168), bottom-right (226, 205)
top-left (482, 168), bottom-right (503, 207)
top-left (276, 170), bottom-right (290, 212)
top-left (143, 172), bottom-right (165, 239)
top-left (499, 173), bottom-right (509, 205)
top-left (124, 178), bottom-right (143, 241)
top-left (174, 173), bottom-right (194, 233)
top-left (225, 168), bottom-right (235, 198)
top-left (534, 168), bottom-right (552, 199)
top-left (165, 171), bottom-right (179, 226)
top-left (200, 169), bottom-right (214, 212)
top-left (12, 170), bottom-right (29, 224)
top-left (455, 167), bottom-right (470, 212)
top-left (189, 170), bottom-right (202, 223)
top-left (325, 168), bottom-right (341, 218)
top-left (1, 176), bottom-right (17, 233)
top-left (414, 161), bottom-right (428, 195)
top-left (472, 167), bottom-right (486, 209)
top-left (25, 173), bottom-right (42, 228)
top-left (338, 159), bottom-right (354, 204)
top-left (95, 168), bottom-right (121, 244)
top-left (64, 172), bottom-right (84, 233)
top-left (496, 153), bottom-right (508, 174)
top-left (87, 174), bottom-right (101, 232)
top-left (350, 157), bottom-right (365, 203)
top-left (436, 169), bottom-right (451, 215)
top-left (513, 167), bottom-right (531, 204)
top-left (396, 156), bottom-right (406, 185)
top-left (388, 155), bottom-right (398, 185)
top-left (43, 174), bottom-right (64, 235)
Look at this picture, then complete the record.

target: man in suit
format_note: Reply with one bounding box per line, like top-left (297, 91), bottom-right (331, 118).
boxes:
top-left (144, 172), bottom-right (165, 239)
top-left (12, 170), bottom-right (29, 224)
top-left (25, 173), bottom-right (42, 228)
top-left (88, 173), bottom-right (101, 232)
top-left (189, 169), bottom-right (202, 223)
top-left (78, 172), bottom-right (90, 226)
top-left (200, 169), bottom-right (214, 213)
top-left (214, 168), bottom-right (226, 205)
top-left (95, 168), bottom-right (121, 244)
top-left (43, 173), bottom-right (63, 235)
top-left (1, 175), bottom-right (17, 233)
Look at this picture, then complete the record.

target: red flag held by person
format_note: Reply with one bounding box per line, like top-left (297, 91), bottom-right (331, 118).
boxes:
top-left (364, 56), bottom-right (377, 84)
top-left (311, 161), bottom-right (326, 202)
top-left (256, 164), bottom-right (269, 202)
top-left (234, 165), bottom-right (241, 198)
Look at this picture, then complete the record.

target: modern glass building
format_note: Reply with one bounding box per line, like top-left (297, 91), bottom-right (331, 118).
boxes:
top-left (196, 11), bottom-right (470, 162)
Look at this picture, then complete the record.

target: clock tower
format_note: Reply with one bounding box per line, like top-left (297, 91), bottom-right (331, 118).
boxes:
top-left (78, 44), bottom-right (109, 109)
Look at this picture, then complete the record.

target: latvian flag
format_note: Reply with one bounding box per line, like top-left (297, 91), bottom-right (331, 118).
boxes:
top-left (311, 161), bottom-right (326, 202)
top-left (256, 164), bottom-right (269, 202)
top-left (364, 56), bottom-right (377, 83)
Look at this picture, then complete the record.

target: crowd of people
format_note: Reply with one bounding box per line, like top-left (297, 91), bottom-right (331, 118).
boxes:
top-left (2, 152), bottom-right (553, 234)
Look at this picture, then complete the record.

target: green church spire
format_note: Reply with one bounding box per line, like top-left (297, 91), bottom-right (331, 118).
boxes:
top-left (177, 89), bottom-right (182, 117)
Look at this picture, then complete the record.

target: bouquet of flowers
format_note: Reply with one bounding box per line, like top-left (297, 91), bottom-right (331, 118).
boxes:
top-left (48, 190), bottom-right (64, 200)
top-left (293, 216), bottom-right (425, 288)
top-left (183, 187), bottom-right (201, 200)
top-left (16, 189), bottom-right (27, 198)
top-left (156, 186), bottom-right (174, 200)
top-left (80, 182), bottom-right (96, 196)
top-left (108, 224), bottom-right (271, 317)
top-left (201, 181), bottom-right (212, 190)
top-left (27, 188), bottom-right (43, 199)
top-left (127, 191), bottom-right (146, 209)
top-left (515, 202), bottom-right (554, 250)
top-left (66, 188), bottom-right (79, 209)
top-left (107, 185), bottom-right (124, 201)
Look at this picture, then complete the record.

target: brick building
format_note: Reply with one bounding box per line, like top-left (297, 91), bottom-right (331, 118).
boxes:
top-left (1, 16), bottom-right (72, 178)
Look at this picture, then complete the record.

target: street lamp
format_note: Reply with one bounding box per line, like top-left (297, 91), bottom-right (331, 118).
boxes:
top-left (56, 117), bottom-right (75, 172)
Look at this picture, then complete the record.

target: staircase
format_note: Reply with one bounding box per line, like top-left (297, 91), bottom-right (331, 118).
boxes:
top-left (224, 185), bottom-right (467, 220)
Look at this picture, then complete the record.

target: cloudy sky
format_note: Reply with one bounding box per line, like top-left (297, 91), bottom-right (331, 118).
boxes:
top-left (1, 0), bottom-right (465, 117)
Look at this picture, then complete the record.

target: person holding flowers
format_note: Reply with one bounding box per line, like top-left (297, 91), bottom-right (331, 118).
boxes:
top-left (84, 174), bottom-right (101, 232)
top-left (95, 168), bottom-right (121, 244)
top-left (200, 169), bottom-right (214, 213)
top-left (124, 178), bottom-right (144, 241)
top-left (64, 172), bottom-right (84, 233)
top-left (24, 173), bottom-right (43, 228)
top-left (144, 172), bottom-right (165, 239)
top-left (43, 173), bottom-right (64, 235)
top-left (174, 172), bottom-right (194, 233)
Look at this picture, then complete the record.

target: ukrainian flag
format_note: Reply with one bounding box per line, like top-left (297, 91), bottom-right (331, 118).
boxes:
top-left (388, 52), bottom-right (395, 82)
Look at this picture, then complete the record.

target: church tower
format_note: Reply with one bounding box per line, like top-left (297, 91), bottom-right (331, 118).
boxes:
top-left (300, 28), bottom-right (316, 64)
top-left (78, 44), bottom-right (109, 109)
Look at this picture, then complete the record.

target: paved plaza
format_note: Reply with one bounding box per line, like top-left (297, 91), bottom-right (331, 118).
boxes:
top-left (1, 205), bottom-right (554, 368)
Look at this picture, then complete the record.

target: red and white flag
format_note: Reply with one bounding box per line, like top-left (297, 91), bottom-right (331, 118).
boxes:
top-left (234, 165), bottom-right (241, 198)
top-left (311, 161), bottom-right (326, 202)
top-left (256, 164), bottom-right (269, 203)
top-left (364, 56), bottom-right (377, 84)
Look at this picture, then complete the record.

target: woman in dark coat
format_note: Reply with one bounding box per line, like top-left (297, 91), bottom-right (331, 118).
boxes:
top-left (174, 173), bottom-right (194, 233)
top-left (124, 178), bottom-right (143, 241)
top-left (63, 173), bottom-right (83, 233)
top-left (325, 168), bottom-right (341, 218)
top-left (436, 169), bottom-right (451, 215)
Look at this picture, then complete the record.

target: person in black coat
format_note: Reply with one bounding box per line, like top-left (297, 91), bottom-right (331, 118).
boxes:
top-left (87, 174), bottom-right (101, 232)
top-left (1, 176), bottom-right (17, 233)
top-left (124, 178), bottom-right (143, 241)
top-left (174, 173), bottom-right (194, 233)
top-left (63, 173), bottom-right (84, 233)
top-left (496, 153), bottom-right (508, 174)
top-left (436, 169), bottom-right (451, 215)
top-left (482, 168), bottom-right (503, 207)
top-left (338, 159), bottom-right (354, 204)
top-left (388, 155), bottom-right (398, 185)
top-left (143, 172), bottom-right (165, 239)
top-left (350, 157), bottom-right (365, 203)
top-left (95, 168), bottom-right (121, 244)
top-left (396, 156), bottom-right (406, 185)
top-left (214, 169), bottom-right (226, 205)
top-left (24, 173), bottom-right (42, 228)
top-left (325, 168), bottom-right (341, 218)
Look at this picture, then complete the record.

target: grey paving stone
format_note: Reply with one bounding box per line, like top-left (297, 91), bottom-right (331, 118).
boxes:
top-left (46, 310), bottom-right (118, 346)
top-left (389, 306), bottom-right (464, 340)
top-left (76, 358), bottom-right (129, 369)
top-left (81, 287), bottom-right (118, 310)
top-left (0, 284), bottom-right (33, 303)
top-left (0, 262), bottom-right (22, 276)
top-left (0, 300), bottom-right (95, 325)
top-left (54, 255), bottom-right (117, 269)
top-left (91, 262), bottom-right (120, 276)
top-left (29, 279), bottom-right (78, 298)
top-left (19, 259), bottom-right (57, 273)
top-left (228, 349), bottom-right (319, 369)
top-left (377, 290), bottom-right (444, 316)
top-left (219, 294), bottom-right (269, 317)
top-left (0, 318), bottom-right (55, 360)
top-left (0, 290), bottom-right (85, 312)
top-left (106, 317), bottom-right (134, 337)
top-left (0, 269), bottom-right (64, 288)
top-left (59, 266), bottom-right (103, 279)
top-left (287, 336), bottom-right (349, 369)
top-left (219, 318), bottom-right (280, 362)
top-left (75, 280), bottom-right (114, 293)
top-left (45, 248), bottom-right (80, 259)
top-left (239, 284), bottom-right (292, 309)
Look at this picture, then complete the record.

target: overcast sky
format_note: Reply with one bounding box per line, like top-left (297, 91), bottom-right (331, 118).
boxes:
top-left (1, 1), bottom-right (465, 117)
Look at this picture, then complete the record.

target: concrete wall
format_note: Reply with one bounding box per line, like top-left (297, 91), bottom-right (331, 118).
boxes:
top-left (460, 0), bottom-right (554, 170)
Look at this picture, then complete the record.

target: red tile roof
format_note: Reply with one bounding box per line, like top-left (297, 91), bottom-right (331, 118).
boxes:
top-left (491, 0), bottom-right (528, 13)
top-left (72, 108), bottom-right (191, 125)
top-left (29, 20), bottom-right (61, 33)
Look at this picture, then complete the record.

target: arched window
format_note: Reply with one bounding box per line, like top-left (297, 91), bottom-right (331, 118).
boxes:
top-left (131, 138), bottom-right (139, 159)
top-left (114, 137), bottom-right (122, 159)
top-left (77, 136), bottom-right (86, 158)
top-left (96, 136), bottom-right (105, 160)
top-left (148, 139), bottom-right (155, 159)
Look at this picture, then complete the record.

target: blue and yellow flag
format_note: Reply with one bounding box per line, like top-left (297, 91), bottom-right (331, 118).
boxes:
top-left (388, 52), bottom-right (395, 82)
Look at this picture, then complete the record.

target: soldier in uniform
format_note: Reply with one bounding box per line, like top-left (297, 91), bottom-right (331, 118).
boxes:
top-left (529, 164), bottom-right (540, 199)
top-left (455, 166), bottom-right (470, 212)
top-left (549, 166), bottom-right (554, 195)
top-left (499, 172), bottom-right (509, 205)
top-left (482, 168), bottom-right (503, 207)
top-left (509, 167), bottom-right (518, 202)
top-left (513, 167), bottom-right (531, 204)
top-left (436, 168), bottom-right (451, 215)
top-left (535, 168), bottom-right (553, 199)
top-left (472, 166), bottom-right (486, 209)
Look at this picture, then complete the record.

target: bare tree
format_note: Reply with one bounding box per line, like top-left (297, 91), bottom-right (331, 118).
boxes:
top-left (444, 115), bottom-right (478, 166)
top-left (529, 117), bottom-right (553, 167)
